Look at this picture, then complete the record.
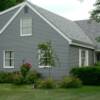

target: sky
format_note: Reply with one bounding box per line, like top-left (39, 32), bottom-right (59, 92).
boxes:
top-left (28, 0), bottom-right (96, 21)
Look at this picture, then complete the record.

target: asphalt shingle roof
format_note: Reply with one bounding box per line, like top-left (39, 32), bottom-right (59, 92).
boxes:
top-left (0, 1), bottom-right (94, 47)
top-left (29, 2), bottom-right (93, 46)
top-left (75, 20), bottom-right (100, 50)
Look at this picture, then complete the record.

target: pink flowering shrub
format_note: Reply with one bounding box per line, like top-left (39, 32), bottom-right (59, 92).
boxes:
top-left (20, 63), bottom-right (32, 78)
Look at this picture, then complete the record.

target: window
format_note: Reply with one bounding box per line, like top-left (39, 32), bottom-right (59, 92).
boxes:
top-left (20, 17), bottom-right (32, 36)
top-left (3, 51), bottom-right (14, 68)
top-left (38, 49), bottom-right (51, 68)
top-left (95, 36), bottom-right (100, 42)
top-left (79, 49), bottom-right (88, 67)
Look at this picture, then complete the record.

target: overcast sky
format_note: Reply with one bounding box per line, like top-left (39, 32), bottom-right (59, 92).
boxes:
top-left (28, 0), bottom-right (96, 21)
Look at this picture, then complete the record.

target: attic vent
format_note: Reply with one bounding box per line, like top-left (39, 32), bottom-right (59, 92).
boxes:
top-left (24, 6), bottom-right (28, 13)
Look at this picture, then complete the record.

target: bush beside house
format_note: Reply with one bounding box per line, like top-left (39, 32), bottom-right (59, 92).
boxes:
top-left (70, 67), bottom-right (100, 85)
top-left (60, 76), bottom-right (82, 88)
top-left (0, 63), bottom-right (41, 85)
top-left (1, 65), bottom-right (100, 88)
top-left (35, 78), bottom-right (55, 89)
top-left (2, 62), bottom-right (100, 88)
top-left (0, 72), bottom-right (13, 83)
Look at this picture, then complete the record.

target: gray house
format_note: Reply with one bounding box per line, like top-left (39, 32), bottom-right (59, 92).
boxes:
top-left (0, 1), bottom-right (98, 79)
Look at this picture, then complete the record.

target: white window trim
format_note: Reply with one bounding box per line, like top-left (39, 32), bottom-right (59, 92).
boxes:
top-left (20, 17), bottom-right (32, 36)
top-left (79, 49), bottom-right (89, 67)
top-left (39, 65), bottom-right (51, 68)
top-left (3, 50), bottom-right (14, 68)
top-left (79, 49), bottom-right (82, 67)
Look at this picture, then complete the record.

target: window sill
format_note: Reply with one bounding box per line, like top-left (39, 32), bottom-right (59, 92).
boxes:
top-left (3, 66), bottom-right (14, 68)
top-left (39, 66), bottom-right (51, 68)
top-left (20, 34), bottom-right (32, 37)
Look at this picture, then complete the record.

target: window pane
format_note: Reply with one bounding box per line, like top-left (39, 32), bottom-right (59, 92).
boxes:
top-left (81, 50), bottom-right (86, 66)
top-left (10, 59), bottom-right (14, 66)
top-left (22, 28), bottom-right (32, 35)
top-left (5, 51), bottom-right (10, 58)
top-left (5, 59), bottom-right (10, 66)
top-left (11, 51), bottom-right (14, 58)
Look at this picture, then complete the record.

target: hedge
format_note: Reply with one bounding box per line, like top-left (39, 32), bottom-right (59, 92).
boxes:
top-left (70, 67), bottom-right (100, 85)
top-left (0, 70), bottom-right (41, 84)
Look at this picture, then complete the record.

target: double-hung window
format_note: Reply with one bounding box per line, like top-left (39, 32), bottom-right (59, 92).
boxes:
top-left (79, 49), bottom-right (89, 67)
top-left (20, 17), bottom-right (32, 36)
top-left (4, 51), bottom-right (14, 68)
top-left (38, 49), bottom-right (51, 68)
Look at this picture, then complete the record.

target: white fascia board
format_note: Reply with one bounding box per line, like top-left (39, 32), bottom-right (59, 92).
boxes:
top-left (0, 3), bottom-right (26, 34)
top-left (71, 42), bottom-right (95, 50)
top-left (0, 2), bottom-right (24, 15)
top-left (26, 3), bottom-right (72, 44)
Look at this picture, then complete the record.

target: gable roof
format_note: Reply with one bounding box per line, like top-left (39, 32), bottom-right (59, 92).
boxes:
top-left (29, 2), bottom-right (93, 46)
top-left (0, 1), bottom-right (94, 49)
top-left (75, 20), bottom-right (100, 50)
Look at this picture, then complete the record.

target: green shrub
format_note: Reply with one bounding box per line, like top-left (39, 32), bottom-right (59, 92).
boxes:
top-left (20, 63), bottom-right (32, 78)
top-left (35, 78), bottom-right (55, 89)
top-left (0, 72), bottom-right (13, 83)
top-left (0, 69), bottom-right (41, 85)
top-left (60, 76), bottom-right (82, 88)
top-left (70, 67), bottom-right (100, 85)
top-left (12, 72), bottom-right (24, 85)
top-left (95, 62), bottom-right (100, 67)
top-left (25, 70), bottom-right (41, 84)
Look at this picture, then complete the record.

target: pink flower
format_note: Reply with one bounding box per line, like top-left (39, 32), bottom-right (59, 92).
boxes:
top-left (22, 63), bottom-right (32, 69)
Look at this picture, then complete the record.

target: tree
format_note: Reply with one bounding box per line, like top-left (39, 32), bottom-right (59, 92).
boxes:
top-left (38, 42), bottom-right (59, 78)
top-left (90, 0), bottom-right (100, 22)
top-left (0, 0), bottom-right (24, 12)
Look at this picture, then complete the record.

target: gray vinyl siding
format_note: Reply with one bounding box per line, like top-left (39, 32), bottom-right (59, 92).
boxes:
top-left (69, 46), bottom-right (79, 68)
top-left (69, 45), bottom-right (94, 69)
top-left (0, 6), bottom-right (95, 79)
top-left (0, 7), bottom-right (20, 30)
top-left (0, 7), bottom-right (70, 79)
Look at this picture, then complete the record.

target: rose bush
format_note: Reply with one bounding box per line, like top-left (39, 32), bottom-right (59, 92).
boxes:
top-left (20, 63), bottom-right (32, 78)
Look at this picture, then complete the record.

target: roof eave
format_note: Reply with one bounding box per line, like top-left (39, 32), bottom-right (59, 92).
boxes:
top-left (70, 40), bottom-right (95, 49)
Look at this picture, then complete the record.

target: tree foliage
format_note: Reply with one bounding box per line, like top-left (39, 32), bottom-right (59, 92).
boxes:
top-left (0, 0), bottom-right (24, 12)
top-left (90, 0), bottom-right (100, 22)
top-left (38, 42), bottom-right (55, 67)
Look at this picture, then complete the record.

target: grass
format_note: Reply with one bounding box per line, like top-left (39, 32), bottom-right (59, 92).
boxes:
top-left (0, 84), bottom-right (100, 100)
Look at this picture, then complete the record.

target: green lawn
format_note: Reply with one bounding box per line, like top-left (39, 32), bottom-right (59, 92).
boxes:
top-left (0, 84), bottom-right (100, 100)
